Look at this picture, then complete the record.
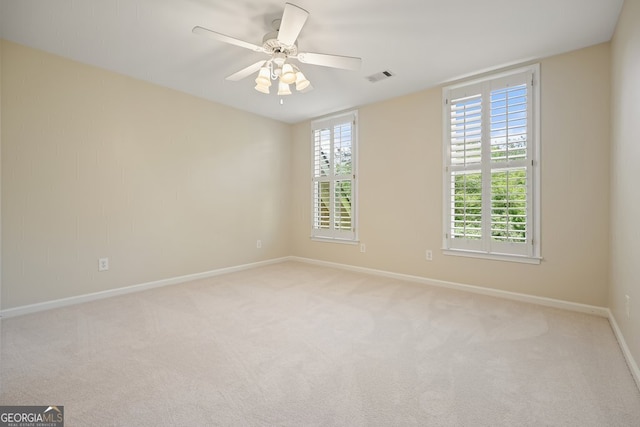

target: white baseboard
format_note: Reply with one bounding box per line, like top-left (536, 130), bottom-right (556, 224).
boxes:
top-left (2, 255), bottom-right (607, 319)
top-left (290, 256), bottom-right (609, 317)
top-left (607, 309), bottom-right (640, 391)
top-left (0, 257), bottom-right (289, 318)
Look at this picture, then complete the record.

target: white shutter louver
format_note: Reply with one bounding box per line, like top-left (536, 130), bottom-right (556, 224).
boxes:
top-left (313, 129), bottom-right (331, 230)
top-left (450, 94), bottom-right (482, 166)
top-left (451, 171), bottom-right (482, 240)
top-left (490, 84), bottom-right (528, 162)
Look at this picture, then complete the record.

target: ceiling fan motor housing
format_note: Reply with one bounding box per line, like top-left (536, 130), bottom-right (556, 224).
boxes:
top-left (262, 31), bottom-right (298, 57)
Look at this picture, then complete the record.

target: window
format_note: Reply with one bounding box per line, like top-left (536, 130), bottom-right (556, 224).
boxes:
top-left (443, 65), bottom-right (540, 263)
top-left (311, 111), bottom-right (357, 242)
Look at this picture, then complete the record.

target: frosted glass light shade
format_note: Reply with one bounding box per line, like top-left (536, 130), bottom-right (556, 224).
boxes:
top-left (280, 64), bottom-right (296, 84)
top-left (255, 66), bottom-right (271, 86)
top-left (295, 71), bottom-right (310, 91)
top-left (255, 83), bottom-right (270, 94)
top-left (277, 81), bottom-right (292, 95)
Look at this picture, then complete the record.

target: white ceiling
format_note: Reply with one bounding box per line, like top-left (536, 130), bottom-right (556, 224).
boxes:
top-left (0, 0), bottom-right (624, 123)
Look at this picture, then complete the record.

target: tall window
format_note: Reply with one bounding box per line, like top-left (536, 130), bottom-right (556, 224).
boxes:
top-left (311, 111), bottom-right (357, 241)
top-left (443, 65), bottom-right (540, 262)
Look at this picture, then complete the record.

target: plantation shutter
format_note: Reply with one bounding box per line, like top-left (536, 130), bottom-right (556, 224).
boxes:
top-left (488, 73), bottom-right (531, 256)
top-left (447, 83), bottom-right (485, 252)
top-left (444, 68), bottom-right (536, 258)
top-left (312, 112), bottom-right (357, 240)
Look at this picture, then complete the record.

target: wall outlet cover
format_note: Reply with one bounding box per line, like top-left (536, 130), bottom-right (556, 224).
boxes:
top-left (98, 257), bottom-right (109, 272)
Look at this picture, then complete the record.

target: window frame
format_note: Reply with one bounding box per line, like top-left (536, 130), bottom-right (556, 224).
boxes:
top-left (442, 65), bottom-right (541, 264)
top-left (310, 110), bottom-right (358, 243)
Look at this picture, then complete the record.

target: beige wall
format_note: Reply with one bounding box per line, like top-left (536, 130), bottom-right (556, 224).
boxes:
top-left (610, 0), bottom-right (640, 368)
top-left (1, 40), bottom-right (292, 309)
top-left (291, 43), bottom-right (611, 307)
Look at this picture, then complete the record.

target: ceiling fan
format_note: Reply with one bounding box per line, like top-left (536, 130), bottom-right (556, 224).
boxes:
top-left (192, 2), bottom-right (362, 95)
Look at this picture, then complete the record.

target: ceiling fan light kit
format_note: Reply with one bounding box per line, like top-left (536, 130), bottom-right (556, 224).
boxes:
top-left (253, 60), bottom-right (309, 95)
top-left (193, 2), bottom-right (362, 96)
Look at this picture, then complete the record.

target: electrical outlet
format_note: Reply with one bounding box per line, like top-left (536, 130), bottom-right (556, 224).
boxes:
top-left (625, 295), bottom-right (630, 319)
top-left (98, 257), bottom-right (109, 272)
top-left (256, 240), bottom-right (262, 249)
top-left (360, 243), bottom-right (366, 253)
top-left (426, 250), bottom-right (433, 261)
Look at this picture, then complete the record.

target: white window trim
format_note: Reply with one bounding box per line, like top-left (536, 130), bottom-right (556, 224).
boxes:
top-left (442, 64), bottom-right (541, 264)
top-left (310, 110), bottom-right (358, 242)
top-left (310, 237), bottom-right (360, 245)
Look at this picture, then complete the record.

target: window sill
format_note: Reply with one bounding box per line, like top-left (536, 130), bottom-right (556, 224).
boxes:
top-left (443, 249), bottom-right (542, 264)
top-left (311, 237), bottom-right (359, 245)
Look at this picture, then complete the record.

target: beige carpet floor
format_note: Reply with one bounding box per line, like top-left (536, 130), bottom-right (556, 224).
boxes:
top-left (1, 261), bottom-right (639, 426)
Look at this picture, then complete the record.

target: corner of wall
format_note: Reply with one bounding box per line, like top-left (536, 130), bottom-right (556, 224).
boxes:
top-left (609, 0), bottom-right (640, 386)
top-left (1, 37), bottom-right (4, 314)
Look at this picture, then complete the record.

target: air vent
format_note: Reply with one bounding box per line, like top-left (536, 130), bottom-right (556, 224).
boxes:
top-left (366, 70), bottom-right (395, 83)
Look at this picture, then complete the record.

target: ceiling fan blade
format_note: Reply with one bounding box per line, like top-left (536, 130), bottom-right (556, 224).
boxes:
top-left (296, 52), bottom-right (362, 71)
top-left (192, 26), bottom-right (264, 52)
top-left (226, 61), bottom-right (267, 81)
top-left (277, 3), bottom-right (309, 47)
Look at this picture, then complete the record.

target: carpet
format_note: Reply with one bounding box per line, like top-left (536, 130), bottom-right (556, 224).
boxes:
top-left (1, 261), bottom-right (639, 426)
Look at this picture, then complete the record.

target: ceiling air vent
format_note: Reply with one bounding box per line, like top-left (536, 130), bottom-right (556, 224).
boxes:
top-left (366, 70), bottom-right (395, 83)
